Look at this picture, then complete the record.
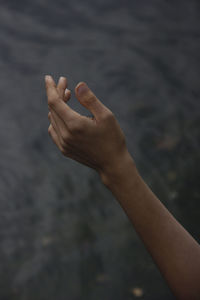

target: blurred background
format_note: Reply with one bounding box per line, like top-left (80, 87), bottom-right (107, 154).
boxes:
top-left (0, 0), bottom-right (200, 299)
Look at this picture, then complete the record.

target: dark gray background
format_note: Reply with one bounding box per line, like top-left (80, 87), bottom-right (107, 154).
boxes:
top-left (0, 0), bottom-right (200, 299)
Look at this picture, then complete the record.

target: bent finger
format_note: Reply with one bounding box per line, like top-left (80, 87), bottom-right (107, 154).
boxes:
top-left (49, 110), bottom-right (68, 140)
top-left (45, 75), bottom-right (81, 123)
top-left (48, 112), bottom-right (61, 138)
top-left (57, 76), bottom-right (68, 99)
top-left (63, 89), bottom-right (71, 103)
top-left (57, 76), bottom-right (71, 103)
top-left (48, 124), bottom-right (63, 151)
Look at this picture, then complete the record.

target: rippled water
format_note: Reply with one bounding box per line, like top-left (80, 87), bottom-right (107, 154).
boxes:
top-left (0, 1), bottom-right (200, 299)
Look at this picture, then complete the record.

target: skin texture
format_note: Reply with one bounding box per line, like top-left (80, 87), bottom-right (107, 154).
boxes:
top-left (45, 75), bottom-right (200, 300)
top-left (46, 75), bottom-right (132, 184)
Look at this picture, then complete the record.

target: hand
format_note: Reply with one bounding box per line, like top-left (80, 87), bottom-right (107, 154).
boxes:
top-left (45, 75), bottom-right (133, 184)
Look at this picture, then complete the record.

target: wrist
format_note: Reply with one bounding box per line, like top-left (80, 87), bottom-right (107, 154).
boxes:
top-left (99, 151), bottom-right (139, 191)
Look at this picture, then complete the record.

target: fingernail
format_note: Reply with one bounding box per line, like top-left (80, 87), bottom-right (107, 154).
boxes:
top-left (45, 75), bottom-right (52, 81)
top-left (65, 88), bottom-right (70, 94)
top-left (77, 83), bottom-right (89, 95)
top-left (59, 76), bottom-right (66, 83)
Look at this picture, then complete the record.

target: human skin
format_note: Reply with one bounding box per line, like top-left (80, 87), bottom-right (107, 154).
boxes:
top-left (45, 75), bottom-right (200, 300)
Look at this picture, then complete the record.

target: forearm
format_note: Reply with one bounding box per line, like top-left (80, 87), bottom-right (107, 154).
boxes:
top-left (103, 154), bottom-right (200, 300)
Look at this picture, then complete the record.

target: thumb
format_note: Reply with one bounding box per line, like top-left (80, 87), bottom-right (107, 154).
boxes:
top-left (75, 82), bottom-right (107, 121)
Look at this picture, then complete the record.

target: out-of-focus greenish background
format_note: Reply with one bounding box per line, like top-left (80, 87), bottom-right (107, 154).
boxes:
top-left (0, 1), bottom-right (200, 299)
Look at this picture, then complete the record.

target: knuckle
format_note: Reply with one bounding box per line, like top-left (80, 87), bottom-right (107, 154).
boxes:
top-left (63, 134), bottom-right (71, 143)
top-left (60, 138), bottom-right (67, 148)
top-left (61, 146), bottom-right (70, 156)
top-left (60, 147), bottom-right (66, 155)
top-left (61, 132), bottom-right (73, 145)
top-left (48, 96), bottom-right (58, 107)
top-left (102, 110), bottom-right (115, 122)
top-left (48, 97), bottom-right (55, 107)
top-left (48, 126), bottom-right (52, 135)
top-left (68, 120), bottom-right (83, 134)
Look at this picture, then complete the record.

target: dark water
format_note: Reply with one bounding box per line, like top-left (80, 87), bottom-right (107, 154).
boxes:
top-left (0, 1), bottom-right (200, 299)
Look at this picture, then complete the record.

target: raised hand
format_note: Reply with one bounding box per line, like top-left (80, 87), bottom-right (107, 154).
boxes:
top-left (45, 75), bottom-right (133, 184)
top-left (45, 75), bottom-right (200, 300)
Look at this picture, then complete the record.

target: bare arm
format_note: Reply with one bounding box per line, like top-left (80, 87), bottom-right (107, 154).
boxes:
top-left (103, 156), bottom-right (200, 300)
top-left (45, 75), bottom-right (200, 300)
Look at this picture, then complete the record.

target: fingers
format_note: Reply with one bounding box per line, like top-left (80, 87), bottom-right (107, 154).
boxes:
top-left (48, 111), bottom-right (60, 136)
top-left (48, 123), bottom-right (93, 165)
top-left (75, 82), bottom-right (109, 121)
top-left (48, 110), bottom-right (67, 141)
top-left (57, 77), bottom-right (72, 103)
top-left (48, 124), bottom-right (63, 150)
top-left (57, 76), bottom-right (68, 99)
top-left (64, 89), bottom-right (71, 103)
top-left (45, 75), bottom-right (80, 123)
top-left (48, 76), bottom-right (72, 137)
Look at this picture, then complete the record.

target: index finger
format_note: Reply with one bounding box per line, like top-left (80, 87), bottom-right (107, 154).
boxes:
top-left (45, 75), bottom-right (80, 123)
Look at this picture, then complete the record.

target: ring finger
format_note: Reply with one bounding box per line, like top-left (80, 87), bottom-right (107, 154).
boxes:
top-left (48, 124), bottom-right (63, 151)
top-left (48, 112), bottom-right (63, 142)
